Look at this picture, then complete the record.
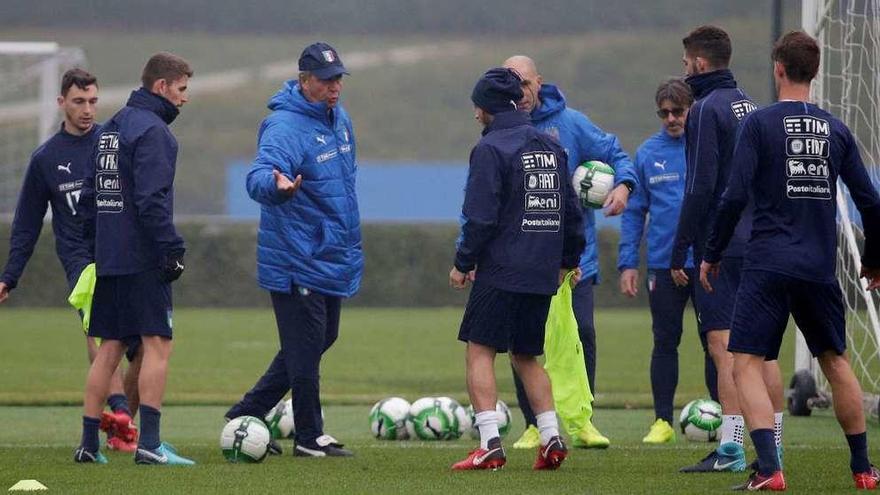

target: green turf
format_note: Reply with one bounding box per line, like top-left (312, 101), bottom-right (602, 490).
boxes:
top-left (0, 308), bottom-right (793, 407)
top-left (0, 406), bottom-right (876, 494)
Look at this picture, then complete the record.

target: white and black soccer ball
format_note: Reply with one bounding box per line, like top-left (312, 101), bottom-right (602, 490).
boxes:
top-left (679, 399), bottom-right (722, 442)
top-left (406, 397), bottom-right (457, 440)
top-left (265, 398), bottom-right (294, 439)
top-left (572, 160), bottom-right (616, 209)
top-left (467, 400), bottom-right (512, 439)
top-left (221, 415), bottom-right (272, 463)
top-left (369, 397), bottom-right (411, 440)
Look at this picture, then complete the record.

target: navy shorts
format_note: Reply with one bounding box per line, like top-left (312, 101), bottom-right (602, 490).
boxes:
top-left (694, 257), bottom-right (742, 334)
top-left (458, 282), bottom-right (551, 356)
top-left (89, 269), bottom-right (173, 348)
top-left (729, 270), bottom-right (846, 361)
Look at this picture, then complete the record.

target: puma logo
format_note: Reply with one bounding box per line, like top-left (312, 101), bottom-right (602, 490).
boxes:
top-left (654, 160), bottom-right (667, 171)
top-left (58, 162), bottom-right (72, 174)
top-left (316, 135), bottom-right (327, 145)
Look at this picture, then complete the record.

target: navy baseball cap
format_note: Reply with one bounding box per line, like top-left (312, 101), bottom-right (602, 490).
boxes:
top-left (298, 42), bottom-right (349, 80)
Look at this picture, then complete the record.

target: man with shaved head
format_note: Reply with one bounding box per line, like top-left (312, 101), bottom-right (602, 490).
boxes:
top-left (503, 55), bottom-right (638, 450)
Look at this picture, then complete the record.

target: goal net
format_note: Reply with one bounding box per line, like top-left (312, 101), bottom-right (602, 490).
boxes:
top-left (0, 42), bottom-right (86, 215)
top-left (797, 0), bottom-right (880, 419)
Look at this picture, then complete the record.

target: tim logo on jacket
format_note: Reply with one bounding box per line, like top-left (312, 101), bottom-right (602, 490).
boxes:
top-left (520, 150), bottom-right (561, 233)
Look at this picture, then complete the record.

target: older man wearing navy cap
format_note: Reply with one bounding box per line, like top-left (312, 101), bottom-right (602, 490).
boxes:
top-left (450, 68), bottom-right (585, 471)
top-left (225, 42), bottom-right (362, 458)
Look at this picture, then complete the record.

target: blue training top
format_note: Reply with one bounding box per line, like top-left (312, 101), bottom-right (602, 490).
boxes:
top-left (705, 101), bottom-right (880, 282)
top-left (455, 110), bottom-right (585, 296)
top-left (80, 88), bottom-right (185, 276)
top-left (1, 124), bottom-right (99, 289)
top-left (671, 69), bottom-right (757, 268)
top-left (618, 129), bottom-right (693, 271)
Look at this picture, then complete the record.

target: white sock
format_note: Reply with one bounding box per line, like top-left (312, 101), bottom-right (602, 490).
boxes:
top-left (474, 411), bottom-right (499, 449)
top-left (774, 412), bottom-right (783, 447)
top-left (720, 414), bottom-right (745, 446)
top-left (535, 411), bottom-right (559, 446)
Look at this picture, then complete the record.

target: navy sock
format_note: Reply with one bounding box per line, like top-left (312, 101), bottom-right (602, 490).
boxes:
top-left (80, 416), bottom-right (101, 453)
top-left (750, 428), bottom-right (780, 476)
top-left (107, 394), bottom-right (131, 416)
top-left (139, 405), bottom-right (161, 450)
top-left (846, 432), bottom-right (871, 474)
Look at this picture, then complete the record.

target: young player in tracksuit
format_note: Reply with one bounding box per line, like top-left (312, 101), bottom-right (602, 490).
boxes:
top-left (74, 53), bottom-right (194, 465)
top-left (503, 55), bottom-right (636, 449)
top-left (671, 26), bottom-right (785, 473)
top-left (0, 69), bottom-right (139, 452)
top-left (702, 31), bottom-right (880, 491)
top-left (225, 42), bottom-right (362, 458)
top-left (450, 67), bottom-right (585, 471)
top-left (617, 78), bottom-right (718, 445)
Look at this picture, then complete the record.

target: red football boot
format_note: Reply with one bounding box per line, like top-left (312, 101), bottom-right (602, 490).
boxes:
top-left (533, 435), bottom-right (567, 470)
top-left (854, 465), bottom-right (880, 490)
top-left (106, 435), bottom-right (137, 453)
top-left (452, 437), bottom-right (506, 471)
top-left (732, 470), bottom-right (786, 491)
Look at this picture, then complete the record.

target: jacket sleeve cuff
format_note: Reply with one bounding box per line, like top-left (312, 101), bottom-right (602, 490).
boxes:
top-left (454, 255), bottom-right (475, 274)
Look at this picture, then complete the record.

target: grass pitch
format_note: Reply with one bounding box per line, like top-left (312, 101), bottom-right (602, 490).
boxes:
top-left (0, 307), bottom-right (874, 493)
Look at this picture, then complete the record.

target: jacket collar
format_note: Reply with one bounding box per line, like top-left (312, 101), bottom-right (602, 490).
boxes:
top-left (126, 87), bottom-right (179, 125)
top-left (482, 110), bottom-right (531, 136)
top-left (686, 69), bottom-right (737, 100)
top-left (268, 80), bottom-right (336, 125)
top-left (531, 83), bottom-right (566, 122)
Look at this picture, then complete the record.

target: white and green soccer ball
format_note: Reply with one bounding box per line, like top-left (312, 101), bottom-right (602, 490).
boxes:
top-left (467, 400), bottom-right (511, 440)
top-left (221, 415), bottom-right (272, 463)
top-left (679, 399), bottom-right (722, 442)
top-left (572, 160), bottom-right (615, 209)
top-left (406, 397), bottom-right (458, 440)
top-left (370, 397), bottom-right (411, 440)
top-left (265, 399), bottom-right (294, 439)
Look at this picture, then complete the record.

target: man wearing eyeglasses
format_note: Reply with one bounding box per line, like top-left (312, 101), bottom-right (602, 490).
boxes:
top-left (617, 78), bottom-right (718, 445)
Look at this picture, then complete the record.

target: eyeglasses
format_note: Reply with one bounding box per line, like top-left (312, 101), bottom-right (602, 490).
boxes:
top-left (656, 107), bottom-right (686, 118)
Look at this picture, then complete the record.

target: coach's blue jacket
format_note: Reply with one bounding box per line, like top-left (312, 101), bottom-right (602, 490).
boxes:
top-left (1, 124), bottom-right (98, 289)
top-left (531, 84), bottom-right (637, 282)
top-left (246, 80), bottom-right (363, 298)
top-left (618, 129), bottom-right (693, 271)
top-left (455, 110), bottom-right (585, 296)
top-left (81, 88), bottom-right (184, 276)
top-left (671, 69), bottom-right (755, 268)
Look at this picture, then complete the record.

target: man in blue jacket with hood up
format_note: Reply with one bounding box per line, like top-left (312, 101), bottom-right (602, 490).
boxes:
top-left (75, 52), bottom-right (194, 465)
top-left (225, 42), bottom-right (363, 458)
top-left (503, 55), bottom-right (637, 449)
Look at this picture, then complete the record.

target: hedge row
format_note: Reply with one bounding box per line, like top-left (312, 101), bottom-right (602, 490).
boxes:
top-left (0, 221), bottom-right (646, 308)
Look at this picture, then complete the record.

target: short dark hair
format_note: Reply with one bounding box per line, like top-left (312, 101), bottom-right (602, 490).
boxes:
top-left (682, 25), bottom-right (732, 69)
top-left (655, 78), bottom-right (693, 108)
top-left (772, 31), bottom-right (820, 84)
top-left (60, 68), bottom-right (97, 96)
top-left (141, 52), bottom-right (193, 89)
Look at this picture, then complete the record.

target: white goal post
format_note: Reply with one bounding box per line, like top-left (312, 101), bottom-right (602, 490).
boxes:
top-left (794, 0), bottom-right (880, 419)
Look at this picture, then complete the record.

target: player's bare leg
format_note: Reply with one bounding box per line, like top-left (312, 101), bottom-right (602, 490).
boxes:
top-left (816, 351), bottom-right (878, 487)
top-left (133, 335), bottom-right (194, 465)
top-left (452, 342), bottom-right (506, 470)
top-left (680, 329), bottom-right (747, 472)
top-left (511, 354), bottom-right (567, 470)
top-left (125, 344), bottom-right (143, 415)
top-left (763, 359), bottom-right (785, 467)
top-left (87, 336), bottom-right (138, 452)
top-left (731, 353), bottom-right (786, 490)
top-left (75, 339), bottom-right (125, 463)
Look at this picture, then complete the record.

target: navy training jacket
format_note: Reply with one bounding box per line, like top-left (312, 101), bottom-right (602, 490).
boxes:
top-left (455, 110), bottom-right (585, 296)
top-left (671, 69), bottom-right (756, 268)
top-left (1, 124), bottom-right (99, 289)
top-left (80, 88), bottom-right (184, 276)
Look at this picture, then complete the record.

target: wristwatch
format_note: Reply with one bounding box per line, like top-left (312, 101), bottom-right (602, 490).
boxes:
top-left (622, 180), bottom-right (635, 193)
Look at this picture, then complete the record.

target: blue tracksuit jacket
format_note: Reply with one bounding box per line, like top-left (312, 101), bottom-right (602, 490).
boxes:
top-left (530, 84), bottom-right (637, 281)
top-left (671, 69), bottom-right (756, 268)
top-left (618, 129), bottom-right (693, 271)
